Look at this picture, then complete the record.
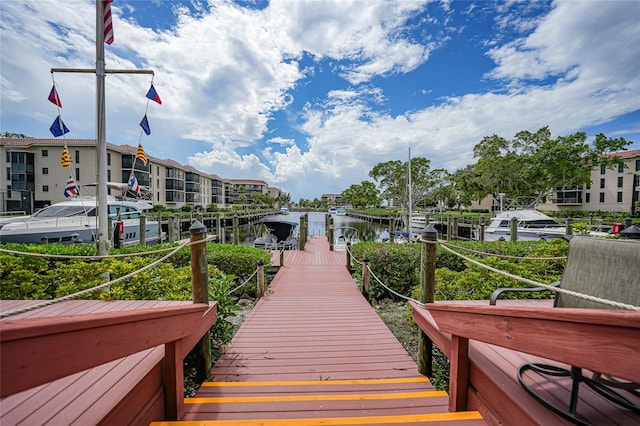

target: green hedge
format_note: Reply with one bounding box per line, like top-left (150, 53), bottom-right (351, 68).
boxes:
top-left (349, 239), bottom-right (568, 303)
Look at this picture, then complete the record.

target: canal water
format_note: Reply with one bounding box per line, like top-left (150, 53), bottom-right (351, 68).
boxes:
top-left (241, 211), bottom-right (391, 244)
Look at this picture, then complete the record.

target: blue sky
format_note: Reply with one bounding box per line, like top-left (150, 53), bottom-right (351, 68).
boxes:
top-left (1, 0), bottom-right (639, 201)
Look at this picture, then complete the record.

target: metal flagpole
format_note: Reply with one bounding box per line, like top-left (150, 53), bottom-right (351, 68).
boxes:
top-left (51, 1), bottom-right (154, 256)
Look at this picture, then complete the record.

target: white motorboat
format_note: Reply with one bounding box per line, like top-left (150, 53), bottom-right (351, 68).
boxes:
top-left (280, 206), bottom-right (290, 215)
top-left (328, 207), bottom-right (337, 215)
top-left (0, 196), bottom-right (162, 246)
top-left (334, 226), bottom-right (360, 251)
top-left (254, 220), bottom-right (299, 250)
top-left (336, 207), bottom-right (347, 216)
top-left (480, 209), bottom-right (566, 241)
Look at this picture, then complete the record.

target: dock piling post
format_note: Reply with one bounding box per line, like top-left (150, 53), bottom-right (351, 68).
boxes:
top-left (362, 256), bottom-right (370, 303)
top-left (346, 241), bottom-right (352, 272)
top-left (280, 242), bottom-right (285, 266)
top-left (189, 220), bottom-right (211, 383)
top-left (510, 216), bottom-right (518, 242)
top-left (418, 224), bottom-right (438, 377)
top-left (257, 260), bottom-right (265, 298)
top-left (233, 215), bottom-right (239, 245)
top-left (329, 217), bottom-right (335, 251)
top-left (139, 213), bottom-right (146, 245)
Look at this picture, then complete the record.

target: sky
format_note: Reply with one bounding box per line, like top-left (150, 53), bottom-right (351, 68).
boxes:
top-left (1, 0), bottom-right (639, 202)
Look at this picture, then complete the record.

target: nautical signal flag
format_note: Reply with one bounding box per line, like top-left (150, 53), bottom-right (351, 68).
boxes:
top-left (136, 143), bottom-right (148, 165)
top-left (50, 115), bottom-right (69, 137)
top-left (128, 173), bottom-right (140, 194)
top-left (64, 175), bottom-right (79, 198)
top-left (48, 86), bottom-right (62, 107)
top-left (145, 84), bottom-right (162, 104)
top-left (61, 145), bottom-right (72, 167)
top-left (104, 0), bottom-right (114, 45)
top-left (139, 114), bottom-right (151, 135)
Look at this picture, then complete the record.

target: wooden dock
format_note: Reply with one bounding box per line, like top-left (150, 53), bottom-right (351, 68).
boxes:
top-left (153, 235), bottom-right (485, 425)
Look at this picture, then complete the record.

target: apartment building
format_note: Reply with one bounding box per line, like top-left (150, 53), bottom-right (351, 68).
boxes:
top-left (1, 138), bottom-right (274, 213)
top-left (541, 149), bottom-right (640, 214)
top-left (227, 179), bottom-right (270, 208)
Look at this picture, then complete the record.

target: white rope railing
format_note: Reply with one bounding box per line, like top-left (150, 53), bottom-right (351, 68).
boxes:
top-left (439, 241), bottom-right (640, 311)
top-left (346, 239), bottom-right (640, 312)
top-left (0, 237), bottom-right (216, 319)
top-left (229, 268), bottom-right (259, 295)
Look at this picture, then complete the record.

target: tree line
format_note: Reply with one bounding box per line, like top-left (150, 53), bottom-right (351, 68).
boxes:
top-left (338, 127), bottom-right (631, 213)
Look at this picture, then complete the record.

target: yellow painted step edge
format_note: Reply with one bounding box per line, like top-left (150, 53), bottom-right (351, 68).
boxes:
top-left (186, 390), bottom-right (447, 404)
top-left (150, 410), bottom-right (483, 425)
top-left (201, 377), bottom-right (431, 387)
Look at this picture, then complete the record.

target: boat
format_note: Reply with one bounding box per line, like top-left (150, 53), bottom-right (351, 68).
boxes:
top-left (280, 207), bottom-right (290, 215)
top-left (479, 209), bottom-right (567, 241)
top-left (254, 220), bottom-right (299, 250)
top-left (328, 207), bottom-right (337, 215)
top-left (334, 226), bottom-right (360, 251)
top-left (410, 213), bottom-right (438, 229)
top-left (336, 207), bottom-right (347, 216)
top-left (0, 194), bottom-right (162, 246)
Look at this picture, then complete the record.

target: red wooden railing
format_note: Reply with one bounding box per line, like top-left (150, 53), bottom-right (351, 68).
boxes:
top-left (0, 302), bottom-right (217, 419)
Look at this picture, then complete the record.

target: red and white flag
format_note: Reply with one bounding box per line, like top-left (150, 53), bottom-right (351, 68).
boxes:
top-left (104, 0), bottom-right (114, 45)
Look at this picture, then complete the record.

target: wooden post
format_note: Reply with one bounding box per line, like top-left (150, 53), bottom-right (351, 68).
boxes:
top-left (233, 215), bottom-right (239, 245)
top-left (158, 213), bottom-right (163, 242)
top-left (189, 220), bottom-right (211, 383)
top-left (346, 241), bottom-right (352, 272)
top-left (448, 335), bottom-right (470, 411)
top-left (139, 213), bottom-right (146, 245)
top-left (390, 219), bottom-right (395, 243)
top-left (280, 242), bottom-right (285, 266)
top-left (168, 215), bottom-right (175, 243)
top-left (362, 256), bottom-right (370, 303)
top-left (299, 214), bottom-right (306, 250)
top-left (418, 224), bottom-right (438, 377)
top-left (257, 260), bottom-right (265, 298)
top-left (446, 215), bottom-right (452, 241)
top-left (163, 339), bottom-right (184, 420)
top-left (510, 216), bottom-right (518, 242)
top-left (478, 215), bottom-right (485, 241)
top-left (566, 217), bottom-right (573, 235)
top-left (329, 216), bottom-right (335, 251)
top-left (452, 216), bottom-right (459, 240)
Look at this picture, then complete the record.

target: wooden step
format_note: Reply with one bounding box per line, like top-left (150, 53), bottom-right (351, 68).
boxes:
top-left (150, 378), bottom-right (485, 425)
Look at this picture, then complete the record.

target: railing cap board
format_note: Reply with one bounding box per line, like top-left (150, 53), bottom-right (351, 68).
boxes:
top-left (424, 303), bottom-right (640, 383)
top-left (0, 302), bottom-right (217, 398)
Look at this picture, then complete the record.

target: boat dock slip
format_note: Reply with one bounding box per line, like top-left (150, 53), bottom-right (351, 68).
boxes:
top-left (153, 236), bottom-right (485, 425)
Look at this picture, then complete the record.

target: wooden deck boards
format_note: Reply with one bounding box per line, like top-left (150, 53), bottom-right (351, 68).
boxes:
top-left (0, 300), bottom-right (192, 425)
top-left (177, 237), bottom-right (485, 424)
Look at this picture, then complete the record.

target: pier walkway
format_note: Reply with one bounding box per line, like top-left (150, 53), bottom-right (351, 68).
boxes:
top-left (153, 236), bottom-right (484, 425)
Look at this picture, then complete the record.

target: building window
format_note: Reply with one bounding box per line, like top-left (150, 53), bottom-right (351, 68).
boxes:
top-left (75, 150), bottom-right (80, 163)
top-left (107, 153), bottom-right (111, 166)
top-left (600, 178), bottom-right (605, 189)
top-left (6, 167), bottom-right (10, 180)
top-left (42, 167), bottom-right (48, 175)
top-left (618, 176), bottom-right (624, 188)
top-left (42, 149), bottom-right (49, 157)
top-left (618, 164), bottom-right (625, 173)
top-left (107, 170), bottom-right (111, 181)
top-left (617, 192), bottom-right (623, 203)
top-left (585, 193), bottom-right (590, 203)
top-left (43, 185), bottom-right (49, 192)
top-left (76, 168), bottom-right (80, 181)
top-left (599, 192), bottom-right (605, 203)
top-left (600, 164), bottom-right (606, 175)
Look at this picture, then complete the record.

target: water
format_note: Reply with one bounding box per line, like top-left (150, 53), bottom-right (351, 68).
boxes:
top-left (247, 211), bottom-right (390, 242)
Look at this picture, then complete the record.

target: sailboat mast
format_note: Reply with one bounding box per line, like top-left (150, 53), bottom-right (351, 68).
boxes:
top-left (96, 0), bottom-right (110, 255)
top-left (408, 147), bottom-right (412, 232)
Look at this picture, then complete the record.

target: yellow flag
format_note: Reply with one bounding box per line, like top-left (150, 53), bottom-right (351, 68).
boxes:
top-left (61, 145), bottom-right (72, 167)
top-left (136, 143), bottom-right (148, 166)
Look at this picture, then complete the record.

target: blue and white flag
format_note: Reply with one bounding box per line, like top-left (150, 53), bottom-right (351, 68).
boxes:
top-left (128, 173), bottom-right (140, 194)
top-left (64, 175), bottom-right (79, 197)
